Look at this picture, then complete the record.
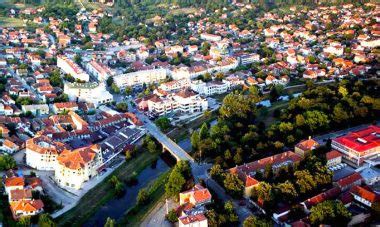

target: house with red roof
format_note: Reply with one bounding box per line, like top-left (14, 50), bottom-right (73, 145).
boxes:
top-left (179, 213), bottom-right (208, 227)
top-left (10, 200), bottom-right (44, 220)
top-left (331, 125), bottom-right (380, 167)
top-left (334, 172), bottom-right (363, 191)
top-left (294, 138), bottom-right (319, 157)
top-left (350, 185), bottom-right (380, 207)
top-left (179, 184), bottom-right (212, 207)
top-left (326, 150), bottom-right (343, 167)
top-left (4, 177), bottom-right (25, 194)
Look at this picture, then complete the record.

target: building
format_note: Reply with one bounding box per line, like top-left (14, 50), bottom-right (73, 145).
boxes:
top-left (350, 185), bottom-right (380, 207)
top-left (10, 200), bottom-right (44, 220)
top-left (4, 177), bottom-right (24, 195)
top-left (359, 167), bottom-right (380, 186)
top-left (55, 145), bottom-right (102, 190)
top-left (52, 102), bottom-right (78, 114)
top-left (294, 138), bottom-right (319, 157)
top-left (21, 104), bottom-right (49, 116)
top-left (191, 80), bottom-right (230, 96)
top-left (331, 125), bottom-right (380, 167)
top-left (147, 89), bottom-right (208, 116)
top-left (57, 56), bottom-right (90, 82)
top-left (239, 53), bottom-right (260, 65)
top-left (179, 213), bottom-right (208, 227)
top-left (113, 68), bottom-right (167, 89)
top-left (179, 184), bottom-right (212, 207)
top-left (326, 150), bottom-right (343, 167)
top-left (64, 82), bottom-right (113, 107)
top-left (85, 60), bottom-right (114, 82)
top-left (200, 33), bottom-right (221, 42)
top-left (26, 136), bottom-right (67, 171)
top-left (334, 172), bottom-right (363, 191)
top-left (229, 151), bottom-right (302, 197)
top-left (159, 79), bottom-right (190, 92)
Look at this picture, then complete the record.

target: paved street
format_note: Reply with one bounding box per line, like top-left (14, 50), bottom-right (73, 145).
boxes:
top-left (140, 199), bottom-right (176, 227)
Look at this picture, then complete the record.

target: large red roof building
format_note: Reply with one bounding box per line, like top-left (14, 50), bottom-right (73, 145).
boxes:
top-left (332, 125), bottom-right (380, 167)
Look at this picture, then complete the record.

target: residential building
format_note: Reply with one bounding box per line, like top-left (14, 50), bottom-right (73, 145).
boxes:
top-left (113, 68), bottom-right (167, 89)
top-left (350, 185), bottom-right (380, 207)
top-left (294, 138), bottom-right (319, 157)
top-left (21, 104), bottom-right (49, 116)
top-left (85, 60), bottom-right (114, 82)
top-left (326, 150), bottom-right (343, 167)
top-left (4, 177), bottom-right (24, 195)
top-left (179, 213), bottom-right (208, 227)
top-left (331, 125), bottom-right (380, 167)
top-left (25, 136), bottom-right (67, 171)
top-left (229, 151), bottom-right (302, 197)
top-left (191, 80), bottom-right (230, 96)
top-left (334, 172), bottom-right (363, 191)
top-left (179, 184), bottom-right (212, 206)
top-left (10, 200), bottom-right (44, 220)
top-left (200, 33), bottom-right (221, 42)
top-left (55, 145), bottom-right (102, 190)
top-left (52, 102), bottom-right (79, 114)
top-left (57, 56), bottom-right (90, 82)
top-left (359, 167), bottom-right (380, 186)
top-left (64, 82), bottom-right (113, 107)
top-left (159, 79), bottom-right (191, 92)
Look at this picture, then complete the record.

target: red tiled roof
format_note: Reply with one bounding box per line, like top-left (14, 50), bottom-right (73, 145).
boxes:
top-left (296, 139), bottom-right (319, 151)
top-left (350, 185), bottom-right (380, 203)
top-left (332, 125), bottom-right (380, 153)
top-left (5, 177), bottom-right (24, 188)
top-left (304, 187), bottom-right (341, 209)
top-left (326, 150), bottom-right (343, 160)
top-left (178, 213), bottom-right (207, 225)
top-left (336, 172), bottom-right (363, 189)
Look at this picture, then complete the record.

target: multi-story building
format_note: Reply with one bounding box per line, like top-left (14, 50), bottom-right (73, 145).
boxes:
top-left (147, 89), bottom-right (208, 116)
top-left (179, 184), bottom-right (212, 207)
top-left (350, 185), bottom-right (380, 207)
top-left (52, 102), bottom-right (79, 114)
top-left (55, 145), bottom-right (102, 190)
top-left (159, 79), bottom-right (190, 92)
top-left (57, 56), bottom-right (90, 82)
top-left (25, 136), bottom-right (67, 171)
top-left (294, 138), bottom-right (319, 157)
top-left (85, 60), bottom-right (114, 82)
top-left (179, 214), bottom-right (208, 227)
top-left (331, 125), bottom-right (380, 167)
top-left (239, 53), bottom-right (260, 65)
top-left (64, 82), bottom-right (113, 107)
top-left (191, 80), bottom-right (230, 96)
top-left (21, 104), bottom-right (49, 116)
top-left (113, 68), bottom-right (167, 89)
top-left (200, 33), bottom-right (222, 42)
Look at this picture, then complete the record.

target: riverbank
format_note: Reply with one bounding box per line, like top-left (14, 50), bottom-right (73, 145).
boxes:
top-left (117, 170), bottom-right (171, 226)
top-left (55, 150), bottom-right (160, 226)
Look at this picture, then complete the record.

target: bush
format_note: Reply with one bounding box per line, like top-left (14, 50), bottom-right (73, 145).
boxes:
top-left (136, 189), bottom-right (149, 206)
top-left (166, 209), bottom-right (178, 223)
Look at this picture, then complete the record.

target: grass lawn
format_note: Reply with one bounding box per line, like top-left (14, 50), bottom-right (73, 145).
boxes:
top-left (0, 17), bottom-right (25, 27)
top-left (118, 170), bottom-right (170, 226)
top-left (55, 149), bottom-right (160, 227)
top-left (257, 101), bottom-right (289, 127)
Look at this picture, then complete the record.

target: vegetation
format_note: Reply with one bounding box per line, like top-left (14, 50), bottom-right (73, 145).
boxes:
top-left (309, 200), bottom-right (351, 225)
top-left (0, 154), bottom-right (16, 171)
top-left (165, 161), bottom-right (192, 200)
top-left (243, 215), bottom-right (272, 227)
top-left (206, 200), bottom-right (239, 226)
top-left (155, 117), bottom-right (171, 131)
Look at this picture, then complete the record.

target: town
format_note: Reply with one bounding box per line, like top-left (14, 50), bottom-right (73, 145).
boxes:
top-left (0, 0), bottom-right (379, 226)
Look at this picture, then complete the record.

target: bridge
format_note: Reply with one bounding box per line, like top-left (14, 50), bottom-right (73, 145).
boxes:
top-left (136, 112), bottom-right (194, 162)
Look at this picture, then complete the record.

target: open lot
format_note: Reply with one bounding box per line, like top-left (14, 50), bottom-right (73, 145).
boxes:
top-left (0, 17), bottom-right (24, 27)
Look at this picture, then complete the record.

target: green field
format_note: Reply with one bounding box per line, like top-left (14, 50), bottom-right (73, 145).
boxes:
top-left (0, 17), bottom-right (25, 27)
top-left (55, 150), bottom-right (160, 226)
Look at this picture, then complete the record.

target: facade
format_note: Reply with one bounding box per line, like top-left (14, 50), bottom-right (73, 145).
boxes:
top-left (359, 167), bottom-right (380, 186)
top-left (57, 55), bottom-right (90, 82)
top-left (200, 33), bottom-right (222, 42)
top-left (179, 214), bottom-right (208, 227)
top-left (52, 102), bottom-right (79, 114)
top-left (21, 104), bottom-right (49, 116)
top-left (10, 200), bottom-right (44, 220)
top-left (334, 172), bottom-right (363, 191)
top-left (350, 185), bottom-right (380, 207)
top-left (55, 145), bottom-right (102, 190)
top-left (159, 79), bottom-right (191, 92)
top-left (85, 60), bottom-right (114, 82)
top-left (147, 89), bottom-right (208, 116)
top-left (331, 125), bottom-right (380, 167)
top-left (191, 80), bottom-right (230, 96)
top-left (294, 138), bottom-right (319, 157)
top-left (326, 150), bottom-right (343, 167)
top-left (239, 53), bottom-right (260, 65)
top-left (64, 82), bottom-right (113, 107)
top-left (113, 68), bottom-right (167, 89)
top-left (25, 136), bottom-right (67, 171)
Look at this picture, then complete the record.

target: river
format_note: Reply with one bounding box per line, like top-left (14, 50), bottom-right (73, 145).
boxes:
top-left (83, 158), bottom-right (170, 226)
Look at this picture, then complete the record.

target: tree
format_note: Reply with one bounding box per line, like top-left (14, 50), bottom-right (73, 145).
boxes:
top-left (0, 154), bottom-right (16, 171)
top-left (137, 188), bottom-right (149, 205)
top-left (165, 169), bottom-right (186, 198)
top-left (18, 216), bottom-right (31, 226)
top-left (332, 104), bottom-right (350, 124)
top-left (255, 182), bottom-right (274, 203)
top-left (166, 209), bottom-right (178, 223)
top-left (219, 92), bottom-right (254, 120)
top-left (147, 141), bottom-right (158, 153)
top-left (294, 170), bottom-right (316, 194)
top-left (106, 77), bottom-right (114, 87)
top-left (190, 131), bottom-right (200, 149)
top-left (303, 110), bottom-right (329, 133)
top-left (116, 102), bottom-right (128, 112)
top-left (243, 216), bottom-right (272, 227)
top-left (209, 164), bottom-right (223, 182)
top-left (38, 214), bottom-right (56, 227)
top-left (104, 217), bottom-right (115, 227)
top-left (199, 122), bottom-right (209, 140)
top-left (155, 117), bottom-right (171, 131)
top-left (276, 181), bottom-right (298, 201)
top-left (111, 83), bottom-right (120, 94)
top-left (223, 173), bottom-right (244, 198)
top-left (310, 201), bottom-right (351, 225)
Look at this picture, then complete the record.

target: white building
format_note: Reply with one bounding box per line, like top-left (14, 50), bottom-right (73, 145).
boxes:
top-left (113, 68), bottom-right (167, 89)
top-left (159, 79), bottom-right (190, 92)
top-left (64, 82), bottom-right (113, 107)
top-left (26, 136), bottom-right (67, 171)
top-left (239, 53), bottom-right (260, 65)
top-left (57, 56), bottom-right (90, 82)
top-left (55, 145), bottom-right (102, 190)
top-left (21, 104), bottom-right (49, 116)
top-left (147, 89), bottom-right (208, 116)
top-left (85, 60), bottom-right (114, 82)
top-left (191, 80), bottom-right (230, 96)
top-left (200, 33), bottom-right (221, 42)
